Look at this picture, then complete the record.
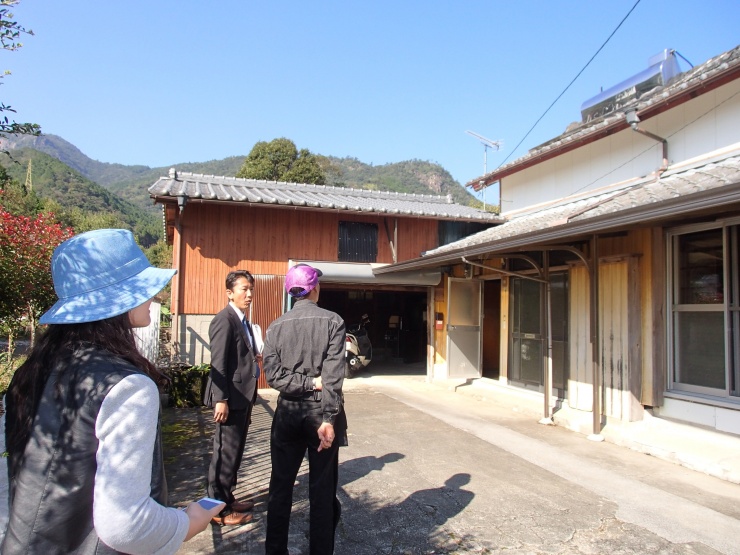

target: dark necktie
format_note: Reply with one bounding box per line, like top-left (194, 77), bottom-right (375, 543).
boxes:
top-left (243, 318), bottom-right (260, 379)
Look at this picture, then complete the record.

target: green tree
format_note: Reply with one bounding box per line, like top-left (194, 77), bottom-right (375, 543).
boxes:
top-left (0, 164), bottom-right (43, 215)
top-left (0, 1), bottom-right (40, 138)
top-left (144, 240), bottom-right (173, 270)
top-left (236, 138), bottom-right (326, 184)
top-left (64, 207), bottom-right (126, 233)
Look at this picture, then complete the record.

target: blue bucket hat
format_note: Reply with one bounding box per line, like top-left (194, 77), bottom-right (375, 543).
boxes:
top-left (40, 229), bottom-right (176, 324)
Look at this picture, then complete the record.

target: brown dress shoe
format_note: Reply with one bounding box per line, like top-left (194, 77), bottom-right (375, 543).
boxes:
top-left (211, 511), bottom-right (252, 526)
top-left (230, 500), bottom-right (255, 512)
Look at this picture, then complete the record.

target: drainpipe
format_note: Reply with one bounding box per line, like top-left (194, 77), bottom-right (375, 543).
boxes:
top-left (625, 108), bottom-right (669, 176)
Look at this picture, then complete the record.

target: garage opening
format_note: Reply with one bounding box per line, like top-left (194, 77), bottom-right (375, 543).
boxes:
top-left (318, 286), bottom-right (428, 374)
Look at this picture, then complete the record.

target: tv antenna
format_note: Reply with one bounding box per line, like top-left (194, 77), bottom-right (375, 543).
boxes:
top-left (466, 130), bottom-right (502, 209)
top-left (466, 130), bottom-right (501, 175)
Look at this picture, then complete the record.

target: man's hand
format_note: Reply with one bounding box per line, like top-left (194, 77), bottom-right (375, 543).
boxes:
top-left (313, 376), bottom-right (323, 391)
top-left (213, 401), bottom-right (229, 423)
top-left (317, 422), bottom-right (335, 452)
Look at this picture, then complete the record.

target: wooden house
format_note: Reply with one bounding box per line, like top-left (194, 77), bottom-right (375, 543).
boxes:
top-left (149, 175), bottom-right (500, 387)
top-left (376, 45), bottom-right (740, 439)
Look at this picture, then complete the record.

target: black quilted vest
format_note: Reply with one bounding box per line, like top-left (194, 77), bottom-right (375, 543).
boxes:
top-left (2, 347), bottom-right (167, 554)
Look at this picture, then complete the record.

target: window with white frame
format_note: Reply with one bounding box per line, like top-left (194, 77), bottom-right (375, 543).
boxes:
top-left (668, 222), bottom-right (740, 399)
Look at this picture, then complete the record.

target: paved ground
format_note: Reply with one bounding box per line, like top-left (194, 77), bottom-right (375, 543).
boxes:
top-left (166, 368), bottom-right (740, 555)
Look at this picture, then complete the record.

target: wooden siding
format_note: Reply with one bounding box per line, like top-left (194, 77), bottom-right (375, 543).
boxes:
top-left (649, 228), bottom-right (666, 406)
top-left (599, 257), bottom-right (643, 421)
top-left (421, 223), bottom-right (665, 417)
top-left (568, 264), bottom-right (592, 411)
top-left (175, 203), bottom-right (439, 315)
top-left (499, 276), bottom-right (510, 381)
top-left (595, 228), bottom-right (657, 408)
top-left (433, 276), bottom-right (447, 364)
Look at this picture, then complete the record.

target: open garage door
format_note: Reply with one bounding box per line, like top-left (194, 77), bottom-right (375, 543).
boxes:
top-left (288, 261), bottom-right (440, 375)
top-left (319, 287), bottom-right (428, 370)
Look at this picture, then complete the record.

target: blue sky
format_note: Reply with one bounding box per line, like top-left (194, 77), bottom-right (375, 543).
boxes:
top-left (4, 1), bottom-right (739, 203)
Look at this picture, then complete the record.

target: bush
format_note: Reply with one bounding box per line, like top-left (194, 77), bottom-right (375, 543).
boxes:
top-left (163, 363), bottom-right (210, 408)
top-left (0, 352), bottom-right (25, 397)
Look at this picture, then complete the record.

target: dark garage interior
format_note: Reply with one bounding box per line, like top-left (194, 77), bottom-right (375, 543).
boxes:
top-left (317, 286), bottom-right (427, 371)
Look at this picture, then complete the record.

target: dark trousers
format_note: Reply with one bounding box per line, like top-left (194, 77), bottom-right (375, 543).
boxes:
top-left (265, 397), bottom-right (346, 555)
top-left (207, 403), bottom-right (252, 508)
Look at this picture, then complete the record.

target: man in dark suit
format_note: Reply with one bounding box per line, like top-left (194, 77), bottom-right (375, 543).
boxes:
top-left (204, 269), bottom-right (259, 526)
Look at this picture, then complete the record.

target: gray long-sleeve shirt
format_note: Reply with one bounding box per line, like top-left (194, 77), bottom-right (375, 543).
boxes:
top-left (263, 299), bottom-right (346, 424)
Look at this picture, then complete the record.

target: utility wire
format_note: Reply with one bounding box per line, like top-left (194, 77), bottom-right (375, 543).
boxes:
top-left (569, 87), bottom-right (740, 196)
top-left (496, 0), bottom-right (642, 170)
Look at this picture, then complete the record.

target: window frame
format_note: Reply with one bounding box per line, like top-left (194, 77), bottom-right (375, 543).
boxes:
top-left (667, 219), bottom-right (740, 401)
top-left (338, 221), bottom-right (379, 263)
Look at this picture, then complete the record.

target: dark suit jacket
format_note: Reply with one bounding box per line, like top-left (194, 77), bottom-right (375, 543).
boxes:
top-left (203, 305), bottom-right (259, 411)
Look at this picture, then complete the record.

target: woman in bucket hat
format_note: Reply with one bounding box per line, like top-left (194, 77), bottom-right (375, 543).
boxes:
top-left (1, 229), bottom-right (224, 554)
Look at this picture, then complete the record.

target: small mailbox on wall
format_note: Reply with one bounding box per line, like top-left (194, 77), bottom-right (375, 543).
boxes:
top-left (435, 312), bottom-right (444, 330)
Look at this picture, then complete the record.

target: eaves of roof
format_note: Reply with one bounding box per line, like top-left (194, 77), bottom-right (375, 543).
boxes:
top-left (467, 45), bottom-right (740, 190)
top-left (378, 153), bottom-right (740, 274)
top-left (148, 171), bottom-right (503, 224)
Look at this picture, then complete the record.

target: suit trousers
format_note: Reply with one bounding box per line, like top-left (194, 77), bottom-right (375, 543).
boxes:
top-left (265, 396), bottom-right (346, 555)
top-left (207, 402), bottom-right (253, 508)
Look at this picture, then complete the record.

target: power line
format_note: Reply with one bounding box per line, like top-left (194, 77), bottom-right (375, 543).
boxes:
top-left (497, 0), bottom-right (642, 169)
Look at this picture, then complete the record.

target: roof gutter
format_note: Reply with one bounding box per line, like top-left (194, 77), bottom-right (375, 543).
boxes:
top-left (375, 181), bottom-right (740, 273)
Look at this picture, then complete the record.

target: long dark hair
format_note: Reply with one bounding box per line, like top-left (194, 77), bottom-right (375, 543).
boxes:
top-left (4, 313), bottom-right (165, 458)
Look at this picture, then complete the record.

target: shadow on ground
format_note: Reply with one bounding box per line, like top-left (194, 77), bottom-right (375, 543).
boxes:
top-left (163, 389), bottom-right (479, 554)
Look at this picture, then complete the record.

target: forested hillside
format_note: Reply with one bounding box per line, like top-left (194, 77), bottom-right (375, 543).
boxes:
top-left (0, 148), bottom-right (162, 245)
top-left (105, 156), bottom-right (246, 211)
top-left (1, 134), bottom-right (154, 185)
top-left (0, 134), bottom-right (484, 216)
top-left (324, 157), bottom-right (478, 206)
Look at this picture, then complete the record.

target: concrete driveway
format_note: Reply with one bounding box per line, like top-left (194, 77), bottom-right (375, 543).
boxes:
top-left (166, 368), bottom-right (740, 554)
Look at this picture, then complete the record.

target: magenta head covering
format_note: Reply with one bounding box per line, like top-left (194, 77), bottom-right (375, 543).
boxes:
top-left (285, 263), bottom-right (323, 297)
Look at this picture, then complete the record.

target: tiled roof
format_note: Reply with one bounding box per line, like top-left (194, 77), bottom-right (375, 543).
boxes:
top-left (148, 170), bottom-right (501, 223)
top-left (468, 44), bottom-right (740, 188)
top-left (427, 153), bottom-right (740, 256)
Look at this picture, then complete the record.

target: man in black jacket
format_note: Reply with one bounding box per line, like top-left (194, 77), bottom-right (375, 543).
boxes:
top-left (264, 263), bottom-right (347, 555)
top-left (204, 270), bottom-right (259, 526)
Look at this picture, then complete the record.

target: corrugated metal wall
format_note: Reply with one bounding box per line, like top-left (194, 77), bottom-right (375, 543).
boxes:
top-left (251, 274), bottom-right (285, 390)
top-left (133, 301), bottom-right (161, 364)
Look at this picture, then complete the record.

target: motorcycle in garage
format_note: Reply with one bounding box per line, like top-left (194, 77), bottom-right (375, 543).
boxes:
top-left (345, 313), bottom-right (372, 378)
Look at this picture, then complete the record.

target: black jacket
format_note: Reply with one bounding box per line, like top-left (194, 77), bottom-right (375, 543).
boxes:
top-left (203, 305), bottom-right (259, 410)
top-left (263, 299), bottom-right (346, 425)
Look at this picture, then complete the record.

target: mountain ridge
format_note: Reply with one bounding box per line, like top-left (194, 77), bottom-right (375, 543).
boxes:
top-left (0, 134), bottom-right (483, 214)
top-left (0, 147), bottom-right (162, 245)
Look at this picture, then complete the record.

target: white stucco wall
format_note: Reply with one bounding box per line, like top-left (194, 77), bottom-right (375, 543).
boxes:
top-left (502, 79), bottom-right (740, 215)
